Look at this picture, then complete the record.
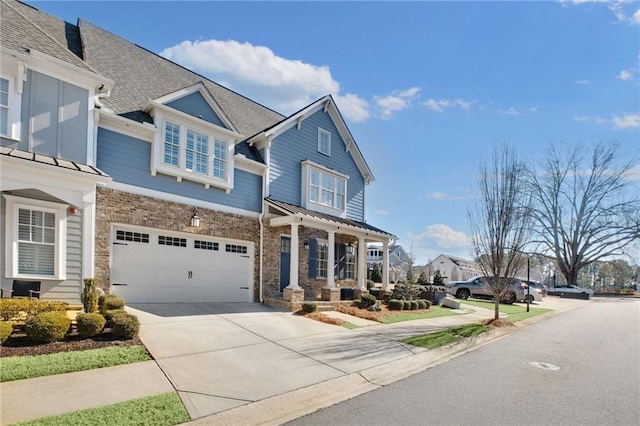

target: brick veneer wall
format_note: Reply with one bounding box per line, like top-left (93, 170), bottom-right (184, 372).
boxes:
top-left (95, 187), bottom-right (260, 300)
top-left (262, 224), bottom-right (359, 300)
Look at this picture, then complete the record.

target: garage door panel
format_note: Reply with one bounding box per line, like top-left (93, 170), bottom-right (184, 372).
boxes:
top-left (111, 227), bottom-right (253, 303)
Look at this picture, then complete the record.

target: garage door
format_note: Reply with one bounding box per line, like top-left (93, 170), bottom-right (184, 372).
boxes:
top-left (110, 227), bottom-right (253, 303)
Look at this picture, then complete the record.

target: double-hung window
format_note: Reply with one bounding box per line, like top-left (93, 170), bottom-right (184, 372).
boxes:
top-left (316, 241), bottom-right (329, 279)
top-left (156, 118), bottom-right (232, 190)
top-left (0, 77), bottom-right (10, 137)
top-left (4, 195), bottom-right (67, 279)
top-left (305, 162), bottom-right (347, 214)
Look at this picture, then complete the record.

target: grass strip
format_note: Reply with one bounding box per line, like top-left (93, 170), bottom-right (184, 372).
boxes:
top-left (15, 392), bottom-right (189, 426)
top-left (380, 305), bottom-right (460, 324)
top-left (0, 345), bottom-right (149, 382)
top-left (402, 323), bottom-right (492, 349)
top-left (460, 299), bottom-right (551, 321)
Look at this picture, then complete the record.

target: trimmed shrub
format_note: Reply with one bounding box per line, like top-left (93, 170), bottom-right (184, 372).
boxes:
top-left (76, 312), bottom-right (106, 338)
top-left (423, 299), bottom-right (433, 309)
top-left (358, 293), bottom-right (377, 309)
top-left (403, 300), bottom-right (413, 310)
top-left (366, 279), bottom-right (375, 290)
top-left (111, 312), bottom-right (140, 339)
top-left (410, 301), bottom-right (419, 310)
top-left (0, 321), bottom-right (13, 344)
top-left (99, 294), bottom-right (125, 314)
top-left (301, 302), bottom-right (317, 314)
top-left (24, 312), bottom-right (70, 343)
top-left (104, 309), bottom-right (127, 327)
top-left (82, 278), bottom-right (99, 313)
top-left (387, 299), bottom-right (404, 311)
top-left (391, 283), bottom-right (423, 301)
top-left (0, 299), bottom-right (67, 322)
top-left (417, 299), bottom-right (427, 310)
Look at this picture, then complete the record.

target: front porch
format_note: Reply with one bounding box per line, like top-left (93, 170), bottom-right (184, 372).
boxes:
top-left (262, 199), bottom-right (396, 311)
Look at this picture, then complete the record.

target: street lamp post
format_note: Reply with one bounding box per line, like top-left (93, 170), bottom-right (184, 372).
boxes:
top-left (526, 256), bottom-right (530, 312)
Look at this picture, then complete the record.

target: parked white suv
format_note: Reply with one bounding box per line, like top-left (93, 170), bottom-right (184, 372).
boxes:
top-left (446, 276), bottom-right (542, 304)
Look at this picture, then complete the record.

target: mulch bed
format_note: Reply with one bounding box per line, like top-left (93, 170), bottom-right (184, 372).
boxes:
top-left (1, 328), bottom-right (144, 358)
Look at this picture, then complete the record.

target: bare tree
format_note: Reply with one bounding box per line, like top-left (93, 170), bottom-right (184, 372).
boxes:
top-left (468, 146), bottom-right (532, 320)
top-left (527, 142), bottom-right (640, 286)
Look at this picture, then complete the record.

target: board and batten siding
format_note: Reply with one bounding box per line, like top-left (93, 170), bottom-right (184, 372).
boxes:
top-left (19, 70), bottom-right (89, 163)
top-left (0, 196), bottom-right (83, 304)
top-left (96, 128), bottom-right (262, 212)
top-left (166, 92), bottom-right (227, 129)
top-left (269, 109), bottom-right (365, 221)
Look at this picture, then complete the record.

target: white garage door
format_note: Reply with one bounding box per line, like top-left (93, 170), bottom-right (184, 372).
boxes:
top-left (110, 227), bottom-right (253, 303)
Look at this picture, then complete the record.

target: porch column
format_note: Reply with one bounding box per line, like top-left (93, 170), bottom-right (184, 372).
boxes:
top-left (382, 240), bottom-right (390, 291)
top-left (357, 236), bottom-right (366, 291)
top-left (326, 230), bottom-right (335, 288)
top-left (287, 223), bottom-right (300, 288)
top-left (81, 198), bottom-right (96, 279)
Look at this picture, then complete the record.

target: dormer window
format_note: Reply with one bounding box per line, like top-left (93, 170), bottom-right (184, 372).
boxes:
top-left (318, 128), bottom-right (331, 156)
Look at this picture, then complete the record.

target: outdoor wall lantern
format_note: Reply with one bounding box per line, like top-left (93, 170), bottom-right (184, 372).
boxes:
top-left (304, 241), bottom-right (310, 250)
top-left (346, 243), bottom-right (355, 255)
top-left (190, 208), bottom-right (200, 228)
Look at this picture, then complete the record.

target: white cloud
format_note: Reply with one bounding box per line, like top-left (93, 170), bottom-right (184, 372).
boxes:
top-left (408, 224), bottom-right (471, 249)
top-left (632, 9), bottom-right (640, 23)
top-left (617, 69), bottom-right (633, 81)
top-left (334, 93), bottom-right (370, 123)
top-left (375, 209), bottom-right (390, 216)
top-left (500, 106), bottom-right (539, 116)
top-left (423, 98), bottom-right (473, 113)
top-left (574, 114), bottom-right (609, 124)
top-left (423, 191), bottom-right (464, 200)
top-left (623, 164), bottom-right (640, 182)
top-left (160, 38), bottom-right (371, 121)
top-left (528, 106), bottom-right (540, 113)
top-left (373, 87), bottom-right (421, 118)
top-left (561, 0), bottom-right (640, 25)
top-left (576, 79), bottom-right (591, 85)
top-left (612, 113), bottom-right (640, 129)
top-left (502, 107), bottom-right (522, 116)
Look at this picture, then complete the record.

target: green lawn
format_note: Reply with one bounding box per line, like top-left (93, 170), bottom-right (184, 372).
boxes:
top-left (460, 299), bottom-right (552, 321)
top-left (380, 305), bottom-right (461, 324)
top-left (0, 345), bottom-right (150, 382)
top-left (402, 323), bottom-right (492, 349)
top-left (15, 392), bottom-right (189, 426)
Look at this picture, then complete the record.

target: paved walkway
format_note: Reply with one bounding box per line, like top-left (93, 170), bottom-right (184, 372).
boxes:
top-left (0, 297), bottom-right (591, 425)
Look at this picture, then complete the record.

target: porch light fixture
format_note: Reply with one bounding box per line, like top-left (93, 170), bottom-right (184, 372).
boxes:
top-left (190, 208), bottom-right (200, 228)
top-left (346, 243), bottom-right (355, 255)
top-left (304, 241), bottom-right (310, 250)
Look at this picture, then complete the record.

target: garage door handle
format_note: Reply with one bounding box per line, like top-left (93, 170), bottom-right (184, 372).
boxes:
top-left (239, 287), bottom-right (249, 289)
top-left (113, 242), bottom-right (128, 246)
top-left (241, 255), bottom-right (250, 258)
top-left (112, 283), bottom-right (128, 286)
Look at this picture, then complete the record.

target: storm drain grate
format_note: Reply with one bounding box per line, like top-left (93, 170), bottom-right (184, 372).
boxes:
top-left (528, 361), bottom-right (561, 371)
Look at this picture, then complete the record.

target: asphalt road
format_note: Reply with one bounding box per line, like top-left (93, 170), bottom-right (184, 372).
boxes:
top-left (287, 298), bottom-right (640, 426)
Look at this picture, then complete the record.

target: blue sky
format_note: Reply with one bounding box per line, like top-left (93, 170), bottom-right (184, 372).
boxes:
top-left (31, 0), bottom-right (639, 264)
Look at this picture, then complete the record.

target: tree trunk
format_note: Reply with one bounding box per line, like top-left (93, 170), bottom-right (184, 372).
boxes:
top-left (494, 298), bottom-right (500, 321)
top-left (562, 266), bottom-right (579, 286)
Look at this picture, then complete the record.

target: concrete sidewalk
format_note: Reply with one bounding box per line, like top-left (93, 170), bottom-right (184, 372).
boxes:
top-left (0, 297), bottom-right (590, 425)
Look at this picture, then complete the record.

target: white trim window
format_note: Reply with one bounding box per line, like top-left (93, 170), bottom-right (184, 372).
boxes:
top-left (0, 77), bottom-right (10, 137)
top-left (318, 128), bottom-right (331, 156)
top-left (3, 195), bottom-right (67, 280)
top-left (345, 250), bottom-right (356, 280)
top-left (154, 117), bottom-right (233, 191)
top-left (309, 168), bottom-right (345, 210)
top-left (316, 241), bottom-right (329, 279)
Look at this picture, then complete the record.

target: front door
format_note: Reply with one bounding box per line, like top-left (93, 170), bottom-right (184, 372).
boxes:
top-left (279, 236), bottom-right (291, 292)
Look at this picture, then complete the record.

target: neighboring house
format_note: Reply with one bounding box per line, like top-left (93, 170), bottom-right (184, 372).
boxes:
top-left (367, 244), bottom-right (411, 282)
top-left (425, 254), bottom-right (483, 283)
top-left (0, 0), bottom-right (395, 306)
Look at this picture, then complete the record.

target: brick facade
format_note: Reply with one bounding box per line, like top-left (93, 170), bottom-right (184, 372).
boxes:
top-left (95, 187), bottom-right (261, 300)
top-left (262, 224), bottom-right (360, 300)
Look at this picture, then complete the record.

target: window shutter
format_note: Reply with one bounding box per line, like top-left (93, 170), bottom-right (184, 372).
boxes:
top-left (308, 238), bottom-right (317, 278)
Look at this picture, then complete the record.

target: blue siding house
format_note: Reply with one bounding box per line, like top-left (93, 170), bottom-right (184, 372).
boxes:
top-left (0, 0), bottom-right (395, 307)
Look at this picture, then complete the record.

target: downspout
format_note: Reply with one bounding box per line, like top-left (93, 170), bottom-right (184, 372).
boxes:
top-left (259, 141), bottom-right (271, 303)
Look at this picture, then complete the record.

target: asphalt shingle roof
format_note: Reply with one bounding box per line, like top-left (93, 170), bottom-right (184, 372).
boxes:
top-left (77, 19), bottom-right (284, 137)
top-left (1, 0), bottom-right (92, 71)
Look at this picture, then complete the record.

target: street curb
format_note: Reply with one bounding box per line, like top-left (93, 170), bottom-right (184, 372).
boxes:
top-left (181, 299), bottom-right (593, 425)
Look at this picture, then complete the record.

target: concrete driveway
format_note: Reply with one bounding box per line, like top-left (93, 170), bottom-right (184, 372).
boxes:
top-left (127, 303), bottom-right (417, 420)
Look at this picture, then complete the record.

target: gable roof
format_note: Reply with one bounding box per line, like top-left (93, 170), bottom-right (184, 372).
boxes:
top-left (77, 19), bottom-right (284, 136)
top-left (247, 95), bottom-right (375, 184)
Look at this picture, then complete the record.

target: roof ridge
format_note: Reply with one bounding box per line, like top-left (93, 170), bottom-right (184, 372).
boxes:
top-left (77, 18), bottom-right (285, 124)
top-left (6, 0), bottom-right (98, 74)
